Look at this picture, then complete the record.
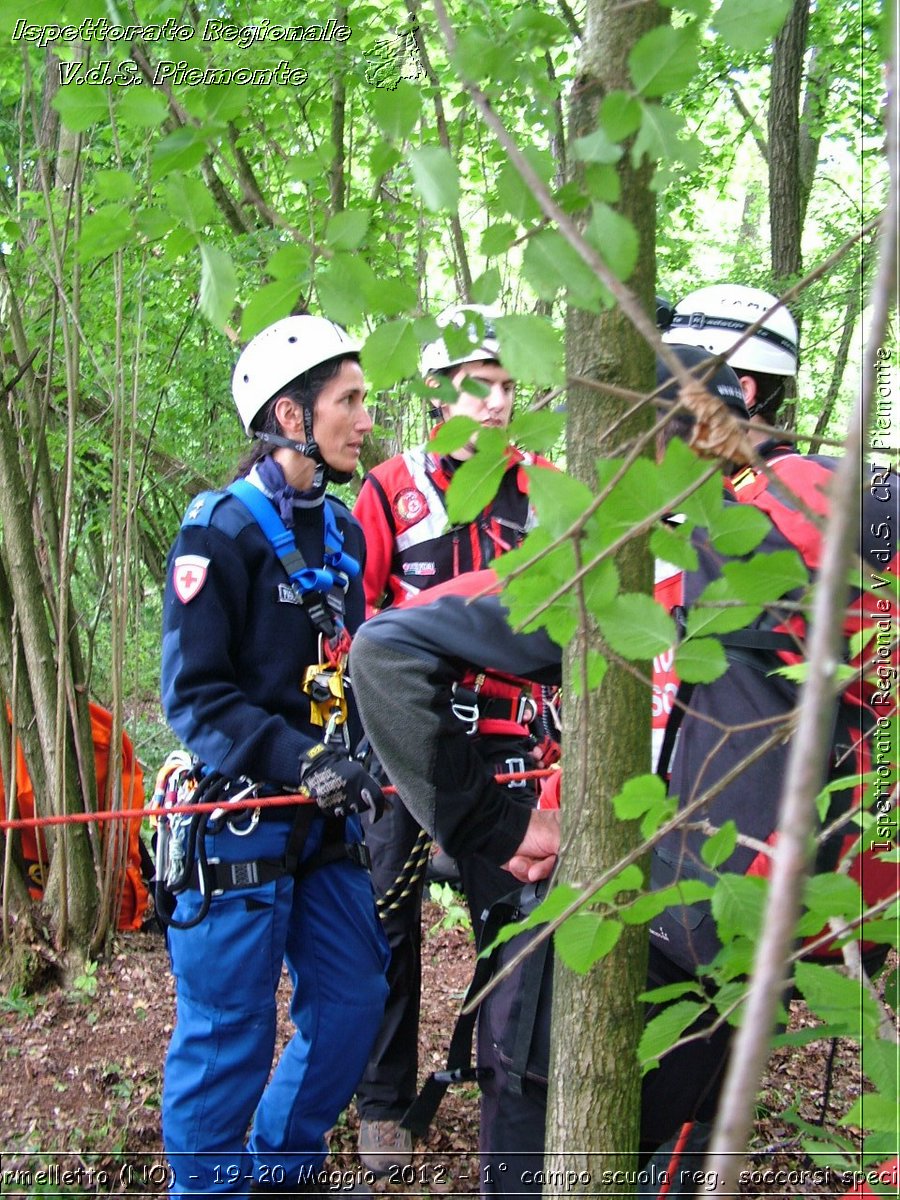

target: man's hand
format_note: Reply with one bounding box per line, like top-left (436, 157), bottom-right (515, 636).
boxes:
top-left (300, 745), bottom-right (386, 819)
top-left (503, 808), bottom-right (560, 882)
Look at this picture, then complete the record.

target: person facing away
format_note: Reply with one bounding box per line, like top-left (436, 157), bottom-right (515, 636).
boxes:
top-left (159, 313), bottom-right (390, 1199)
top-left (351, 305), bottom-right (557, 1175)
top-left (349, 326), bottom-right (897, 1196)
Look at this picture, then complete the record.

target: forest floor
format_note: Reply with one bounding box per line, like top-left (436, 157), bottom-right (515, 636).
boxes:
top-left (0, 900), bottom-right (888, 1199)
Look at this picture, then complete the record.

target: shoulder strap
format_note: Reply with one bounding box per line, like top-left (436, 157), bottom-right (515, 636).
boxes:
top-left (227, 478), bottom-right (308, 579)
top-left (506, 934), bottom-right (551, 1096)
top-left (227, 480), bottom-right (356, 593)
top-left (400, 892), bottom-right (521, 1138)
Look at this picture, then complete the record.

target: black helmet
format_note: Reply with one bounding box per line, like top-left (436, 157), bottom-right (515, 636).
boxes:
top-left (656, 343), bottom-right (748, 420)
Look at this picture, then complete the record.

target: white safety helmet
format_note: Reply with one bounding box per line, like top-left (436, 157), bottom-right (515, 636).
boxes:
top-left (662, 285), bottom-right (798, 378)
top-left (420, 304), bottom-right (502, 377)
top-left (231, 315), bottom-right (361, 435)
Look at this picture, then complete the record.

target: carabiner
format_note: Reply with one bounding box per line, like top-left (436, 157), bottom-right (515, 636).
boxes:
top-left (323, 708), bottom-right (349, 748)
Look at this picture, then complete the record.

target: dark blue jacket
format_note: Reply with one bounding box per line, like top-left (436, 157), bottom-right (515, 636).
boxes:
top-left (161, 489), bottom-right (366, 789)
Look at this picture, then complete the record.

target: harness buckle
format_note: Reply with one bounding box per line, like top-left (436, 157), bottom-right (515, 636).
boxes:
top-left (450, 684), bottom-right (480, 736)
top-left (504, 756), bottom-right (528, 789)
top-left (347, 841), bottom-right (372, 871)
top-left (516, 694), bottom-right (538, 726)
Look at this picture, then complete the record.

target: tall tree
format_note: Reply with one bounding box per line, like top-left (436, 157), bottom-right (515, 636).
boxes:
top-left (546, 0), bottom-right (662, 1174)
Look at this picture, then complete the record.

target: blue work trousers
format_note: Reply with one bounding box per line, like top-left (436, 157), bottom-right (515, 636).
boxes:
top-left (162, 814), bottom-right (389, 1197)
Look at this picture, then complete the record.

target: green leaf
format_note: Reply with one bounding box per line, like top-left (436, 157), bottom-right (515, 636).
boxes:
top-left (662, 0), bottom-right (711, 14)
top-left (240, 278), bottom-right (304, 341)
top-left (370, 142), bottom-right (403, 179)
top-left (429, 415), bottom-right (481, 454)
top-left (594, 863), bottom-right (645, 904)
top-left (597, 594), bottom-right (676, 660)
top-left (612, 774), bottom-right (669, 820)
top-left (555, 913), bottom-right (622, 973)
top-left (317, 254), bottom-right (377, 326)
top-left (639, 999), bottom-right (707, 1070)
top-left (521, 467), bottom-right (594, 539)
top-left (863, 1035), bottom-right (900, 1097)
top-left (623, 880), bottom-right (713, 924)
top-left (287, 153), bottom-right (330, 183)
top-left (94, 170), bottom-right (137, 203)
top-left (585, 203), bottom-right (639, 285)
top-left (453, 28), bottom-right (509, 82)
top-left (794, 962), bottom-right (884, 1040)
top-left (701, 820), bottom-right (738, 868)
top-left (628, 26), bottom-right (699, 98)
top-left (675, 636), bottom-right (728, 683)
top-left (522, 229), bottom-right (604, 312)
top-left (480, 883), bottom-right (582, 952)
top-left (795, 874), bottom-right (865, 935)
top-left (362, 276), bottom-right (418, 319)
top-left (200, 86), bottom-right (248, 125)
top-left (712, 874), bottom-right (767, 943)
top-left (632, 103), bottom-right (688, 167)
top-left (267, 245), bottom-right (311, 280)
top-left (470, 267), bottom-right (502, 305)
top-left (497, 533), bottom-right (580, 645)
top-left (117, 87), bottom-right (168, 129)
top-left (493, 315), bottom-right (563, 386)
top-left (582, 164), bottom-right (622, 204)
top-left (361, 319), bottom-right (419, 390)
top-left (496, 148), bottom-right (553, 222)
top-left (445, 429), bottom-right (509, 524)
top-left (600, 91), bottom-right (643, 141)
top-left (592, 457), bottom-right (667, 546)
top-left (76, 204), bottom-right (132, 263)
top-left (163, 174), bottom-right (215, 235)
top-left (720, 550), bottom-right (808, 603)
top-left (708, 503), bottom-right (772, 556)
top-left (371, 87), bottom-right (422, 141)
top-left (481, 223), bottom-right (518, 257)
top-left (408, 146), bottom-right (459, 212)
top-left (713, 0), bottom-right (791, 51)
top-left (639, 980), bottom-right (703, 1004)
top-left (507, 410), bottom-right (566, 455)
top-left (881, 966), bottom-right (899, 1012)
top-left (572, 648), bottom-right (609, 693)
top-left (152, 127), bottom-right (206, 180)
top-left (135, 207), bottom-right (175, 241)
top-left (842, 1092), bottom-right (900, 1134)
top-left (325, 209), bottom-right (371, 251)
top-left (52, 85), bottom-right (108, 132)
top-left (772, 662), bottom-right (856, 688)
top-left (572, 127), bottom-right (623, 166)
top-left (198, 243), bottom-right (236, 331)
top-left (650, 524), bottom-right (699, 573)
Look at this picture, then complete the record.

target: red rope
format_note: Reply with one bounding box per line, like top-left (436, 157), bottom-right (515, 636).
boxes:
top-left (0, 767), bottom-right (559, 833)
top-left (656, 1121), bottom-right (694, 1198)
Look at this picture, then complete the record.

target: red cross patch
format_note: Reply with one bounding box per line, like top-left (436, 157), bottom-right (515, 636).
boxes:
top-left (173, 555), bottom-right (210, 604)
top-left (392, 487), bottom-right (427, 526)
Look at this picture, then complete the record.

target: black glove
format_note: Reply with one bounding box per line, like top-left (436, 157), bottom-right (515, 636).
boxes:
top-left (300, 744), bottom-right (385, 819)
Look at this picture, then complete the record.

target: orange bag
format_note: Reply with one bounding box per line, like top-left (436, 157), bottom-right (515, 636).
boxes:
top-left (0, 703), bottom-right (149, 931)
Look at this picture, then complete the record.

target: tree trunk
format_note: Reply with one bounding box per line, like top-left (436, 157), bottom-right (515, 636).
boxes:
top-left (544, 0), bottom-right (662, 1188)
top-left (768, 0), bottom-right (810, 429)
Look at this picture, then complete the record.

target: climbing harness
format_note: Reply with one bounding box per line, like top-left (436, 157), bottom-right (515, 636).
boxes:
top-left (153, 483), bottom-right (368, 929)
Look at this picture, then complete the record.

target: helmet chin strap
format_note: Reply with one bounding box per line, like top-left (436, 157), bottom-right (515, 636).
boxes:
top-left (254, 430), bottom-right (320, 459)
top-left (253, 430), bottom-right (353, 486)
